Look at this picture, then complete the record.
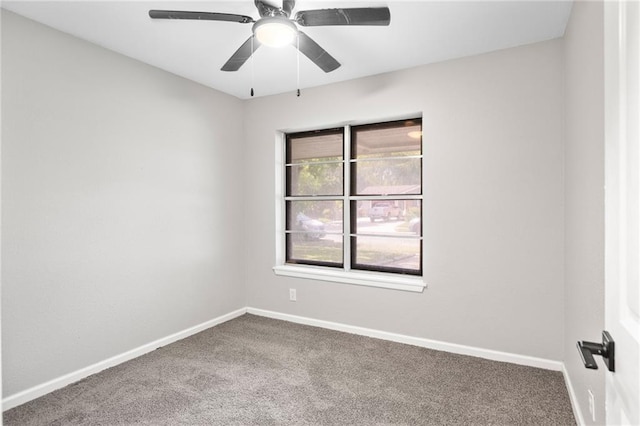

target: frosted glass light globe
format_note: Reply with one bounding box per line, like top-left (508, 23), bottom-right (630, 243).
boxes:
top-left (253, 18), bottom-right (297, 48)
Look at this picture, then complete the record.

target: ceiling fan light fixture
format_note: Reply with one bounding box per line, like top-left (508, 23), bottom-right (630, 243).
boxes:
top-left (150, 4), bottom-right (391, 73)
top-left (253, 17), bottom-right (297, 48)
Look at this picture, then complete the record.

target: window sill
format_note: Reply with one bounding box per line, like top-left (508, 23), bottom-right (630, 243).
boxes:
top-left (272, 265), bottom-right (426, 293)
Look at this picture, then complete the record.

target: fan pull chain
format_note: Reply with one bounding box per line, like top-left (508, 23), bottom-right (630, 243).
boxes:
top-left (250, 36), bottom-right (255, 97)
top-left (296, 34), bottom-right (301, 97)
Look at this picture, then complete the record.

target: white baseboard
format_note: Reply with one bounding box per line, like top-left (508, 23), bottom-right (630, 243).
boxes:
top-left (2, 307), bottom-right (247, 411)
top-left (562, 364), bottom-right (586, 426)
top-left (4, 306), bottom-right (565, 412)
top-left (247, 307), bottom-right (564, 371)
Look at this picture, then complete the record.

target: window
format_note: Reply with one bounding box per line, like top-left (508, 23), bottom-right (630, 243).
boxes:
top-left (275, 118), bottom-right (424, 292)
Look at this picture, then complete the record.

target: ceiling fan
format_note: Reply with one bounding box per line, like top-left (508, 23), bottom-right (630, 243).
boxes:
top-left (149, 1), bottom-right (391, 73)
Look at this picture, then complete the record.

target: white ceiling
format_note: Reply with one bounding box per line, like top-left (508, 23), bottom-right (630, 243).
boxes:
top-left (2, 1), bottom-right (573, 99)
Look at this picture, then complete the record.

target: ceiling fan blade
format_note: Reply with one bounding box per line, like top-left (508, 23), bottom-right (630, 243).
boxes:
top-left (149, 10), bottom-right (254, 24)
top-left (294, 7), bottom-right (390, 26)
top-left (295, 31), bottom-right (340, 73)
top-left (254, 0), bottom-right (281, 18)
top-left (282, 0), bottom-right (296, 17)
top-left (221, 36), bottom-right (261, 72)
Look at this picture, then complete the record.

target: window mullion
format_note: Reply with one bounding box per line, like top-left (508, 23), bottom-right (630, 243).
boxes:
top-left (349, 154), bottom-right (423, 163)
top-left (287, 159), bottom-right (343, 167)
top-left (277, 133), bottom-right (287, 266)
top-left (343, 125), bottom-right (351, 272)
top-left (284, 195), bottom-right (344, 201)
top-left (349, 195), bottom-right (423, 201)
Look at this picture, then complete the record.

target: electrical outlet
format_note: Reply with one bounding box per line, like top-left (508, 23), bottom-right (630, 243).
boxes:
top-left (289, 288), bottom-right (297, 301)
top-left (588, 389), bottom-right (595, 422)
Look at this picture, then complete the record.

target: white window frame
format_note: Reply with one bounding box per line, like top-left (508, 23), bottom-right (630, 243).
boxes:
top-left (273, 118), bottom-right (426, 293)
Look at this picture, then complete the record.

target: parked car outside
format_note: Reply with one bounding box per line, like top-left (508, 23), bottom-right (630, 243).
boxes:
top-left (409, 217), bottom-right (421, 235)
top-left (369, 202), bottom-right (402, 222)
top-left (296, 213), bottom-right (326, 240)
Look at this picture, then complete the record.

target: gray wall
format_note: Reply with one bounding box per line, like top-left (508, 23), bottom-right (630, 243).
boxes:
top-left (244, 40), bottom-right (565, 361)
top-left (563, 1), bottom-right (606, 424)
top-left (1, 11), bottom-right (246, 396)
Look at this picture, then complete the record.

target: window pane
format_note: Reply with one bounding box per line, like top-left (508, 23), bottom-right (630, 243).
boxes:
top-left (286, 201), bottom-right (343, 266)
top-left (286, 200), bottom-right (343, 232)
top-left (351, 199), bottom-right (421, 274)
top-left (287, 235), bottom-right (343, 266)
top-left (352, 119), bottom-right (421, 159)
top-left (351, 236), bottom-right (421, 275)
top-left (287, 130), bottom-right (343, 164)
top-left (352, 200), bottom-right (421, 235)
top-left (287, 162), bottom-right (343, 196)
top-left (352, 158), bottom-right (421, 195)
top-left (351, 119), bottom-right (421, 196)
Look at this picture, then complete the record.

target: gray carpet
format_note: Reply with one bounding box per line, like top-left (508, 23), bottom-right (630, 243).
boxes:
top-left (4, 314), bottom-right (575, 425)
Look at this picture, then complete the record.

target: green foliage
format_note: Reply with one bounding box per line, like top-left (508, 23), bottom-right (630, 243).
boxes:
top-left (294, 159), bottom-right (342, 196)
